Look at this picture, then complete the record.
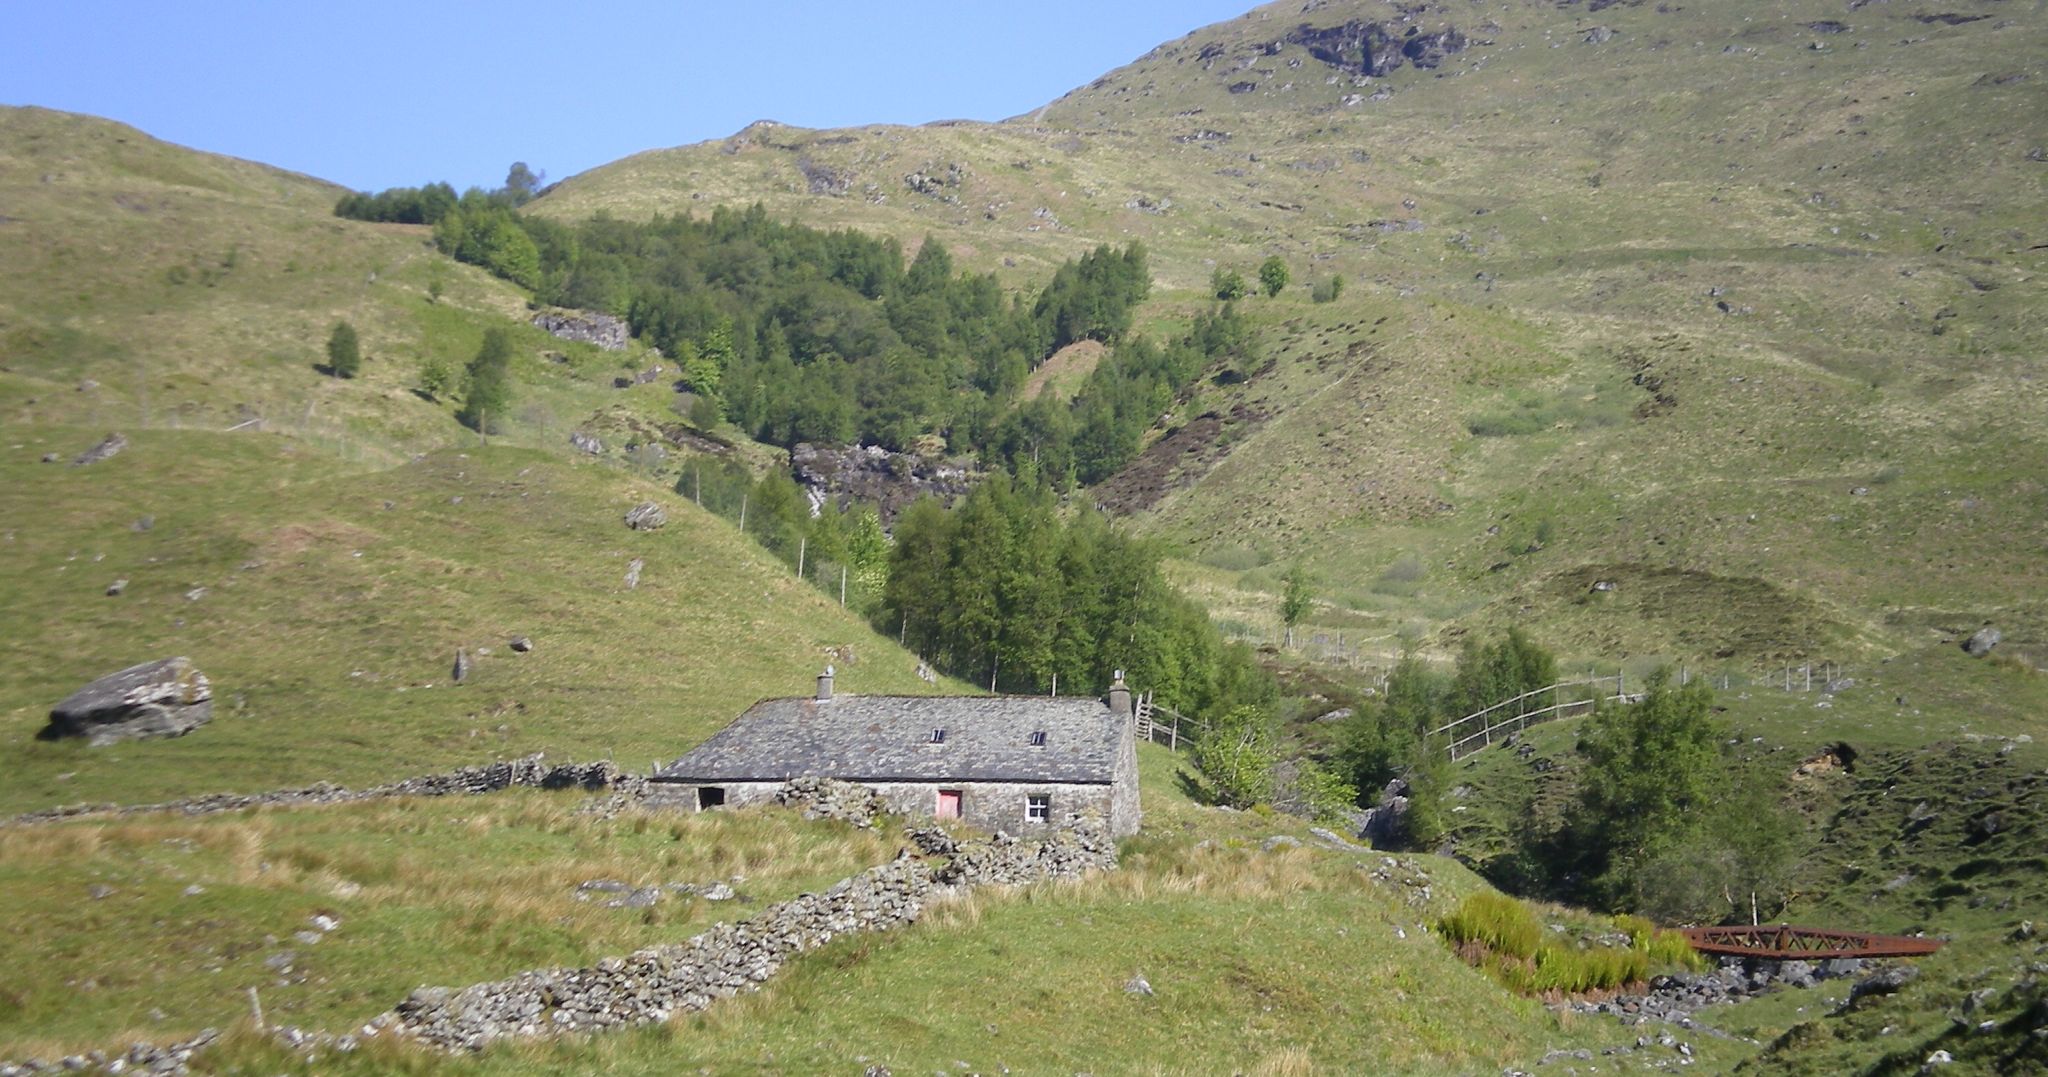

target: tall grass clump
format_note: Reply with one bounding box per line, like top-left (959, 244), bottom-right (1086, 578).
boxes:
top-left (1439, 891), bottom-right (1542, 959)
top-left (1439, 894), bottom-right (1701, 997)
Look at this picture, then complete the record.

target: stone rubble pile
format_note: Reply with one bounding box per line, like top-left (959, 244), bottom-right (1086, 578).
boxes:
top-left (1573, 957), bottom-right (1869, 1026)
top-left (0, 1027), bottom-right (217, 1076)
top-left (911, 816), bottom-right (1119, 886)
top-left (5, 755), bottom-right (645, 827)
top-left (773, 776), bottom-right (887, 828)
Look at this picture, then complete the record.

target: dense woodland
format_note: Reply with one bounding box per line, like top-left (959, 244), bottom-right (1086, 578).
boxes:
top-left (339, 186), bottom-right (1173, 482)
top-left (881, 475), bottom-right (1271, 714)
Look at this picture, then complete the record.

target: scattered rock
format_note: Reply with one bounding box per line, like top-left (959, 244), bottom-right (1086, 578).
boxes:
top-left (87, 883), bottom-right (114, 900)
top-left (43, 657), bottom-right (213, 745)
top-left (508, 637), bottom-right (532, 653)
top-left (105, 579), bottom-right (127, 597)
top-left (1841, 964), bottom-right (1919, 1011)
top-left (1962, 627), bottom-right (2002, 657)
top-left (623, 502), bottom-right (667, 532)
top-left (700, 882), bottom-right (736, 902)
top-left (624, 558), bottom-right (644, 590)
top-left (131, 515), bottom-right (153, 532)
top-left (72, 432), bottom-right (128, 466)
top-left (1591, 580), bottom-right (1619, 593)
top-left (1585, 26), bottom-right (1615, 44)
top-left (41, 452), bottom-right (59, 463)
top-left (569, 431), bottom-right (603, 456)
top-left (452, 650), bottom-right (471, 685)
top-left (532, 311), bottom-right (629, 351)
top-left (1123, 974), bottom-right (1155, 997)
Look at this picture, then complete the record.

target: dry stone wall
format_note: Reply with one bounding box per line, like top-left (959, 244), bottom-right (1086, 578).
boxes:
top-left (380, 856), bottom-right (933, 1051)
top-left (0, 781), bottom-right (1118, 1071)
top-left (4, 755), bottom-right (642, 827)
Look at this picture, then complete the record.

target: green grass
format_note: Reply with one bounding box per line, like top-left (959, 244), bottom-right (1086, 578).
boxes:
top-left (520, 0), bottom-right (2048, 672)
top-left (0, 793), bottom-right (900, 1059)
top-left (1437, 892), bottom-right (1703, 997)
top-left (0, 432), bottom-right (961, 816)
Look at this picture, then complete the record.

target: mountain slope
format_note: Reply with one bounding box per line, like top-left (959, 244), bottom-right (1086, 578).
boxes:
top-left (533, 0), bottom-right (2048, 666)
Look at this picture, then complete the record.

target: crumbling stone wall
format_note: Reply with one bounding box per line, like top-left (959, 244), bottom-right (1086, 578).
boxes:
top-left (353, 814), bottom-right (1115, 1053)
top-left (381, 856), bottom-right (934, 1051)
top-left (0, 783), bottom-right (1120, 1071)
top-left (4, 756), bottom-right (643, 827)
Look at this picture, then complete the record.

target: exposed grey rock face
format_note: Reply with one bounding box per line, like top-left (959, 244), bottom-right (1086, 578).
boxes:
top-left (1585, 25), bottom-right (1615, 44)
top-left (1962, 627), bottom-right (2002, 657)
top-left (623, 502), bottom-right (667, 531)
top-left (789, 442), bottom-right (977, 526)
top-left (623, 558), bottom-right (644, 590)
top-left (568, 431), bottom-right (603, 455)
top-left (532, 311), bottom-right (629, 351)
top-left (72, 432), bottom-right (128, 466)
top-left (452, 649), bottom-right (471, 684)
top-left (44, 657), bottom-right (212, 745)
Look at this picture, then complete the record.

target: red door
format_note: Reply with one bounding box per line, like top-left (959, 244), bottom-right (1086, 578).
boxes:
top-left (936, 790), bottom-right (962, 820)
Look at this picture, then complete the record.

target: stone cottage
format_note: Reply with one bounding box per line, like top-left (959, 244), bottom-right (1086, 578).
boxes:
top-left (647, 669), bottom-right (1141, 836)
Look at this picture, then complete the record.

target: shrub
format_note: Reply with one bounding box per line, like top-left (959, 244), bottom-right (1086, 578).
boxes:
top-left (1192, 705), bottom-right (1279, 809)
top-left (1291, 760), bottom-right (1360, 824)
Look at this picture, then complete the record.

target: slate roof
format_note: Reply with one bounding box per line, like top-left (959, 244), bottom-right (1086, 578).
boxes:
top-left (654, 695), bottom-right (1123, 785)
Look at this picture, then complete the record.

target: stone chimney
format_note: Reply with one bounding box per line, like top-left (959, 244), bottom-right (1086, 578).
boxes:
top-left (816, 664), bottom-right (835, 702)
top-left (1107, 669), bottom-right (1131, 719)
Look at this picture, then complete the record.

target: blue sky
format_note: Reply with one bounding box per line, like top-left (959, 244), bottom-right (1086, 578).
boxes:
top-left (3, 1), bottom-right (1255, 193)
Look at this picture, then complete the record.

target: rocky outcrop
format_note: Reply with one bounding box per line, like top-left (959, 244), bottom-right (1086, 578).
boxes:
top-left (1285, 20), bottom-right (1468, 79)
top-left (532, 311), bottom-right (629, 352)
top-left (42, 657), bottom-right (212, 746)
top-left (789, 442), bottom-right (977, 525)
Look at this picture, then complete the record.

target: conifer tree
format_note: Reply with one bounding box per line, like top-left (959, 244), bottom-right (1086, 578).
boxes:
top-left (326, 321), bottom-right (361, 379)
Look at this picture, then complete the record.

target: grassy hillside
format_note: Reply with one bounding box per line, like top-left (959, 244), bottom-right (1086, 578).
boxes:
top-left (0, 432), bottom-right (957, 816)
top-left (528, 1), bottom-right (2048, 669)
top-left (0, 106), bottom-right (964, 817)
top-left (0, 745), bottom-right (1724, 1075)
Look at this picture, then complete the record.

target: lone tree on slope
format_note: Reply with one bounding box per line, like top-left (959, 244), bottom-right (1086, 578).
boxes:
top-left (456, 328), bottom-right (515, 433)
top-left (1259, 256), bottom-right (1290, 298)
top-left (326, 321), bottom-right (361, 379)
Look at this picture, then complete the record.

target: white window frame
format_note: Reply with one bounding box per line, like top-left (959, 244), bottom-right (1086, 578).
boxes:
top-left (1025, 793), bottom-right (1050, 823)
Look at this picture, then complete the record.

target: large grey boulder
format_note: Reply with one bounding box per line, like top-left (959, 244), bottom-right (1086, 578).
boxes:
top-left (624, 501), bottom-right (667, 531)
top-left (72, 431), bottom-right (128, 466)
top-left (44, 657), bottom-right (212, 745)
top-left (1962, 627), bottom-right (2002, 657)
